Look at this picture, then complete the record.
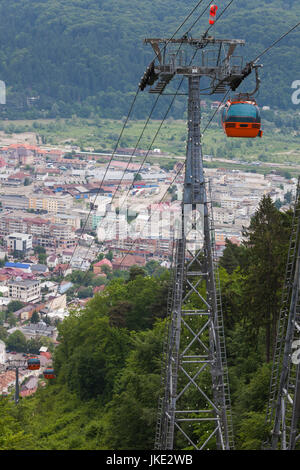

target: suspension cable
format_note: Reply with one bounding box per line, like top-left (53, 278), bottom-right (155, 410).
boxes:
top-left (115, 93), bottom-right (230, 270)
top-left (252, 20), bottom-right (300, 64)
top-left (59, 2), bottom-right (216, 280)
top-left (49, 0), bottom-right (215, 298)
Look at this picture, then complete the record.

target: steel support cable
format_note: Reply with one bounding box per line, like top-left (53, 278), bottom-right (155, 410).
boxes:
top-left (78, 0), bottom-right (234, 275)
top-left (211, 18), bottom-right (300, 99)
top-left (46, 87), bottom-right (140, 309)
top-left (229, 19), bottom-right (300, 94)
top-left (71, 83), bottom-right (230, 298)
top-left (52, 0), bottom-right (215, 289)
top-left (66, 93), bottom-right (227, 305)
top-left (115, 92), bottom-right (230, 271)
top-left (69, 50), bottom-right (199, 297)
top-left (252, 20), bottom-right (300, 64)
top-left (62, 1), bottom-right (236, 299)
top-left (149, 0), bottom-right (210, 62)
top-left (57, 88), bottom-right (140, 273)
top-left (78, 0), bottom-right (214, 233)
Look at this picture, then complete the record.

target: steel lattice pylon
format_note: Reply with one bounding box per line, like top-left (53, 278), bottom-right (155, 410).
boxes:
top-left (154, 75), bottom-right (234, 450)
top-left (141, 34), bottom-right (258, 451)
top-left (265, 177), bottom-right (300, 450)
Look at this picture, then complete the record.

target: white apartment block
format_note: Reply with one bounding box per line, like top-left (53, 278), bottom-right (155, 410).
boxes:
top-left (213, 208), bottom-right (235, 225)
top-left (6, 233), bottom-right (32, 252)
top-left (0, 340), bottom-right (5, 365)
top-left (8, 279), bottom-right (41, 303)
top-left (220, 198), bottom-right (241, 210)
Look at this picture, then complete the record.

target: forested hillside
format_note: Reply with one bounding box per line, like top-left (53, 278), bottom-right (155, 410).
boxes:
top-left (0, 195), bottom-right (298, 450)
top-left (0, 0), bottom-right (299, 119)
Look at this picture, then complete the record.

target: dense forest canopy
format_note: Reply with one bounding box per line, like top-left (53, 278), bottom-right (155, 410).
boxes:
top-left (0, 195), bottom-right (298, 450)
top-left (0, 0), bottom-right (300, 119)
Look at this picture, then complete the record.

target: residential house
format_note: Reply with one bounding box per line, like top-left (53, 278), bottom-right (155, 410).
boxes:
top-left (93, 258), bottom-right (113, 274)
top-left (47, 254), bottom-right (59, 268)
top-left (111, 254), bottom-right (146, 271)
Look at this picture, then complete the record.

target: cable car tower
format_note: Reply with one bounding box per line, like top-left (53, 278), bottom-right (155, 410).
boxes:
top-left (139, 26), bottom-right (262, 450)
top-left (265, 177), bottom-right (300, 450)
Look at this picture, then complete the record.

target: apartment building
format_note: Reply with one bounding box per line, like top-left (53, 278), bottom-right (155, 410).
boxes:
top-left (0, 216), bottom-right (26, 235)
top-left (29, 194), bottom-right (73, 214)
top-left (53, 213), bottom-right (81, 230)
top-left (0, 195), bottom-right (29, 210)
top-left (6, 233), bottom-right (32, 253)
top-left (24, 217), bottom-right (51, 236)
top-left (8, 279), bottom-right (41, 303)
top-left (34, 230), bottom-right (76, 249)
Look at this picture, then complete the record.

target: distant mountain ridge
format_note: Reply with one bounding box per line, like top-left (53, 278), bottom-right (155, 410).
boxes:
top-left (0, 0), bottom-right (299, 119)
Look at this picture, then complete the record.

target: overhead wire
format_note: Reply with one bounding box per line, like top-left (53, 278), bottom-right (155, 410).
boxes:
top-left (61, 1), bottom-right (215, 284)
top-left (115, 92), bottom-right (231, 271)
top-left (65, 0), bottom-right (237, 298)
top-left (94, 1), bottom-right (238, 272)
top-left (252, 20), bottom-right (300, 64)
top-left (70, 46), bottom-right (201, 298)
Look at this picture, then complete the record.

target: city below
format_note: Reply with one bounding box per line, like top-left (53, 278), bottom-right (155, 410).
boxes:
top-left (0, 137), bottom-right (296, 396)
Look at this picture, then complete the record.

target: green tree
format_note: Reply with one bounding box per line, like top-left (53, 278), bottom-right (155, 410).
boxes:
top-left (31, 311), bottom-right (40, 324)
top-left (6, 330), bottom-right (27, 352)
top-left (128, 265), bottom-right (146, 282)
top-left (54, 312), bottom-right (131, 401)
top-left (27, 337), bottom-right (43, 355)
top-left (242, 195), bottom-right (292, 362)
top-left (100, 324), bottom-right (164, 449)
top-left (7, 300), bottom-right (25, 313)
top-left (77, 286), bottom-right (93, 299)
top-left (38, 253), bottom-right (47, 264)
top-left (0, 326), bottom-right (8, 342)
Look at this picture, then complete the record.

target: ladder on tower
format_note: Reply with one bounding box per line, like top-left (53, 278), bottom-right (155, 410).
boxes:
top-left (208, 182), bottom-right (235, 449)
top-left (149, 73), bottom-right (175, 94)
top-left (155, 232), bottom-right (186, 450)
top-left (265, 176), bottom-right (300, 449)
top-left (266, 178), bottom-right (300, 423)
top-left (154, 234), bottom-right (176, 449)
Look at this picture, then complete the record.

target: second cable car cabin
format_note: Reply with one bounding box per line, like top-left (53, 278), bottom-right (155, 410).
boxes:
top-left (27, 357), bottom-right (40, 371)
top-left (43, 368), bottom-right (56, 379)
top-left (221, 99), bottom-right (263, 138)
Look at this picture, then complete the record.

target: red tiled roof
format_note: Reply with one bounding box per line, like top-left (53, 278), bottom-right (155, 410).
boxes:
top-left (93, 285), bottom-right (105, 293)
top-left (112, 254), bottom-right (146, 268)
top-left (94, 258), bottom-right (113, 268)
top-left (40, 351), bottom-right (52, 360)
top-left (8, 171), bottom-right (30, 180)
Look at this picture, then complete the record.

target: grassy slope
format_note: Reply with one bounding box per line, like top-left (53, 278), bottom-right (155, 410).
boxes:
top-left (3, 113), bottom-right (300, 172)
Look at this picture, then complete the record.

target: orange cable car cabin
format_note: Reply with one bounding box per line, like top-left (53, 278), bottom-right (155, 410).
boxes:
top-left (27, 357), bottom-right (40, 370)
top-left (221, 99), bottom-right (263, 138)
top-left (43, 368), bottom-right (55, 379)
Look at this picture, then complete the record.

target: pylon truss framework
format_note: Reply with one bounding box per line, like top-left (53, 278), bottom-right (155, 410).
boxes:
top-left (152, 66), bottom-right (235, 449)
top-left (155, 192), bottom-right (234, 450)
top-left (143, 31), bottom-right (262, 451)
top-left (265, 177), bottom-right (300, 450)
top-left (141, 36), bottom-right (259, 96)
